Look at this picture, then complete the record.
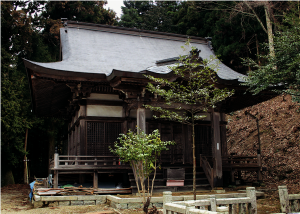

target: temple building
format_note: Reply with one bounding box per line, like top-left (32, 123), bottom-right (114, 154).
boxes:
top-left (24, 20), bottom-right (271, 191)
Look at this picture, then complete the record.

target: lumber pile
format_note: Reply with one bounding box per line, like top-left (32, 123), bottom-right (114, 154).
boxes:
top-left (35, 186), bottom-right (95, 196)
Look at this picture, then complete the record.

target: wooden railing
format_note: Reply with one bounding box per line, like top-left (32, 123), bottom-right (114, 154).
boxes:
top-left (51, 154), bottom-right (129, 170)
top-left (163, 187), bottom-right (257, 214)
top-left (200, 155), bottom-right (214, 189)
top-left (222, 155), bottom-right (260, 169)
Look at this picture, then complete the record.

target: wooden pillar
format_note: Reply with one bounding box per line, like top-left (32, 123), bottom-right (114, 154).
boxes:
top-left (211, 111), bottom-right (223, 187)
top-left (220, 113), bottom-right (228, 157)
top-left (53, 153), bottom-right (59, 188)
top-left (68, 123), bottom-right (71, 155)
top-left (53, 170), bottom-right (58, 188)
top-left (93, 171), bottom-right (98, 189)
top-left (79, 105), bottom-right (86, 155)
top-left (123, 120), bottom-right (128, 134)
top-left (137, 108), bottom-right (146, 133)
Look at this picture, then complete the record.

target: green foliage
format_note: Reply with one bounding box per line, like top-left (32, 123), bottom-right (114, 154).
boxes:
top-left (110, 129), bottom-right (174, 204)
top-left (1, 2), bottom-right (35, 172)
top-left (42, 1), bottom-right (117, 25)
top-left (1, 76), bottom-right (32, 167)
top-left (119, 1), bottom-right (152, 29)
top-left (145, 42), bottom-right (234, 124)
top-left (145, 42), bottom-right (234, 198)
top-left (243, 6), bottom-right (300, 103)
top-left (111, 129), bottom-right (174, 171)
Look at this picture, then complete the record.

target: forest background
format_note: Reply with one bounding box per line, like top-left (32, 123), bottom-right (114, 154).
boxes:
top-left (1, 1), bottom-right (299, 186)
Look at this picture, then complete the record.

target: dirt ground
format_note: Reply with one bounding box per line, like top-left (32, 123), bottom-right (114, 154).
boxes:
top-left (1, 184), bottom-right (281, 213)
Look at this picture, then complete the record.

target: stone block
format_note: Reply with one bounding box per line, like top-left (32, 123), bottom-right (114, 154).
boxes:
top-left (41, 196), bottom-right (78, 201)
top-left (34, 195), bottom-right (41, 201)
top-left (110, 201), bottom-right (128, 209)
top-left (59, 201), bottom-right (70, 206)
top-left (216, 206), bottom-right (229, 214)
top-left (127, 203), bottom-right (142, 209)
top-left (107, 195), bottom-right (120, 202)
top-left (48, 201), bottom-right (59, 207)
top-left (152, 202), bottom-right (163, 208)
top-left (94, 195), bottom-right (107, 201)
top-left (71, 200), bottom-right (84, 206)
top-left (84, 200), bottom-right (95, 205)
top-left (150, 197), bottom-right (163, 203)
top-left (33, 201), bottom-right (43, 208)
top-left (96, 199), bottom-right (106, 205)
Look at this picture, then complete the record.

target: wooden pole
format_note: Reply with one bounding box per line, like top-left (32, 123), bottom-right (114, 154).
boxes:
top-left (192, 112), bottom-right (196, 200)
top-left (24, 128), bottom-right (29, 184)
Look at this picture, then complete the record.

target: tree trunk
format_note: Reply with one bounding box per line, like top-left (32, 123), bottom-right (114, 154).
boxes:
top-left (24, 128), bottom-right (29, 184)
top-left (264, 2), bottom-right (275, 57)
top-left (192, 113), bottom-right (196, 200)
top-left (3, 170), bottom-right (15, 186)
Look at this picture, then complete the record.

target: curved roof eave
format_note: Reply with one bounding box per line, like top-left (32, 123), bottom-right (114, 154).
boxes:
top-left (24, 58), bottom-right (245, 86)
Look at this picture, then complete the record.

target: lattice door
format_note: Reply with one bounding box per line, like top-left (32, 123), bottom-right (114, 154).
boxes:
top-left (148, 122), bottom-right (184, 164)
top-left (86, 122), bottom-right (122, 156)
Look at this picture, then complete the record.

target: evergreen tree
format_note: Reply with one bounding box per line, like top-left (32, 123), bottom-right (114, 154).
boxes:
top-left (243, 4), bottom-right (300, 103)
top-left (119, 0), bottom-right (153, 29)
top-left (1, 1), bottom-right (36, 184)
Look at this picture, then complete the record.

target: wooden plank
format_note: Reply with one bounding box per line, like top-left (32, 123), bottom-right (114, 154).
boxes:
top-left (52, 166), bottom-right (132, 171)
top-left (37, 191), bottom-right (59, 195)
top-left (59, 155), bottom-right (116, 158)
top-left (59, 160), bottom-right (116, 163)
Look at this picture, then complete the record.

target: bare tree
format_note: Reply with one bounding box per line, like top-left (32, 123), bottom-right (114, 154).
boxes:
top-left (192, 1), bottom-right (289, 57)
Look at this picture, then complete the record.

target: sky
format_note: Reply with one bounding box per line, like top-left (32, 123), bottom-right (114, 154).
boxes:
top-left (104, 0), bottom-right (125, 18)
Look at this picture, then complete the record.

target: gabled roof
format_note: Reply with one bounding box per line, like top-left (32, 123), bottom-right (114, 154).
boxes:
top-left (24, 21), bottom-right (245, 83)
top-left (24, 21), bottom-right (250, 117)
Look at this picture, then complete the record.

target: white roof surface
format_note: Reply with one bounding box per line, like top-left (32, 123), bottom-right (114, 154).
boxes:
top-left (27, 25), bottom-right (245, 82)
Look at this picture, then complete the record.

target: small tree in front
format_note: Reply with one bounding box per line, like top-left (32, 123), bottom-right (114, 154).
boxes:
top-left (110, 129), bottom-right (174, 214)
top-left (145, 43), bottom-right (234, 199)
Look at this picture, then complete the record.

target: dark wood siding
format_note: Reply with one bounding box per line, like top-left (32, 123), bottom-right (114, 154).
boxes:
top-left (195, 125), bottom-right (212, 158)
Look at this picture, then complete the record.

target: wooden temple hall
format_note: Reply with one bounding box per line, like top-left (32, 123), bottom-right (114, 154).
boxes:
top-left (24, 20), bottom-right (272, 192)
